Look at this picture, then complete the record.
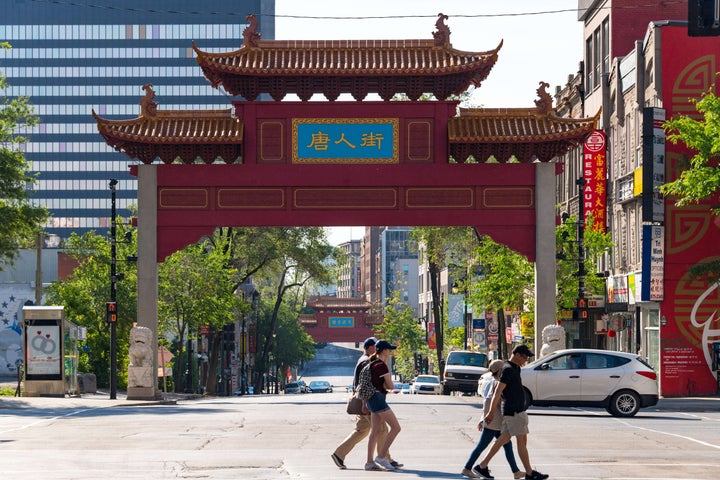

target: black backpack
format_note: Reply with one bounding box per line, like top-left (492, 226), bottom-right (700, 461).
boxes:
top-left (356, 359), bottom-right (378, 401)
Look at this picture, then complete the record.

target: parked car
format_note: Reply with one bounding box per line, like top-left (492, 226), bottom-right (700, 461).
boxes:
top-left (522, 348), bottom-right (659, 417)
top-left (400, 383), bottom-right (412, 394)
top-left (284, 381), bottom-right (307, 394)
top-left (308, 380), bottom-right (333, 393)
top-left (392, 382), bottom-right (403, 394)
top-left (411, 375), bottom-right (442, 395)
top-left (442, 350), bottom-right (488, 395)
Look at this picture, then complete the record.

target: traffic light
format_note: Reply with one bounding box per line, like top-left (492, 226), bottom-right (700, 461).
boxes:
top-left (106, 301), bottom-right (117, 323)
top-left (689, 0), bottom-right (720, 36)
top-left (572, 298), bottom-right (588, 320)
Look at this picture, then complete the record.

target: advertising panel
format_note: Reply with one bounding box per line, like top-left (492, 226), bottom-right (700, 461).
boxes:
top-left (658, 25), bottom-right (720, 395)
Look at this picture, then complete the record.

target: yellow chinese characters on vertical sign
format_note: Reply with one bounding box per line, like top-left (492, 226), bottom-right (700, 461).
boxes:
top-left (582, 130), bottom-right (607, 232)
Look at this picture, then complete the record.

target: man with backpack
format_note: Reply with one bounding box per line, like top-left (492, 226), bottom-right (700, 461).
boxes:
top-left (331, 337), bottom-right (402, 471)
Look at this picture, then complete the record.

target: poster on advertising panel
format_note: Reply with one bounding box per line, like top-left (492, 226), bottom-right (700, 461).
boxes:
top-left (26, 325), bottom-right (62, 376)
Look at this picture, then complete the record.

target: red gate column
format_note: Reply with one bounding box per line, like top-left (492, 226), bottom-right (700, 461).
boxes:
top-left (132, 164), bottom-right (160, 400)
top-left (535, 162), bottom-right (558, 353)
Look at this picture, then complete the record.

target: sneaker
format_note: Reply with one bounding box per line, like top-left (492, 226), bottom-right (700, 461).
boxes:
top-left (525, 470), bottom-right (549, 480)
top-left (390, 460), bottom-right (404, 468)
top-left (331, 453), bottom-right (346, 470)
top-left (514, 472), bottom-right (526, 479)
top-left (462, 467), bottom-right (480, 478)
top-left (364, 462), bottom-right (382, 471)
top-left (473, 465), bottom-right (494, 479)
top-left (374, 456), bottom-right (395, 470)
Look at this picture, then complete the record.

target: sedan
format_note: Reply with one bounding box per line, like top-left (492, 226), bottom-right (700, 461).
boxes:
top-left (307, 380), bottom-right (333, 393)
top-left (521, 348), bottom-right (659, 417)
top-left (411, 375), bottom-right (442, 395)
top-left (284, 381), bottom-right (307, 394)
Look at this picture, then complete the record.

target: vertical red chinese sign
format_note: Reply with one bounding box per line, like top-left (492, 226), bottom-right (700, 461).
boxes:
top-left (582, 130), bottom-right (607, 232)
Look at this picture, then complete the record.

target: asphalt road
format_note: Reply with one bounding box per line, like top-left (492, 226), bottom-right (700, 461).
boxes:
top-left (1, 344), bottom-right (719, 479)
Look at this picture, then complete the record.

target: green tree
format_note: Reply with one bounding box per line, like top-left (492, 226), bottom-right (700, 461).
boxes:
top-left (470, 236), bottom-right (534, 359)
top-left (158, 237), bottom-right (239, 393)
top-left (254, 292), bottom-right (316, 389)
top-left (413, 226), bottom-right (476, 379)
top-left (375, 290), bottom-right (427, 381)
top-left (661, 86), bottom-right (720, 282)
top-left (0, 42), bottom-right (48, 268)
top-left (555, 214), bottom-right (613, 311)
top-left (44, 225), bottom-right (137, 388)
top-left (252, 227), bottom-right (336, 392)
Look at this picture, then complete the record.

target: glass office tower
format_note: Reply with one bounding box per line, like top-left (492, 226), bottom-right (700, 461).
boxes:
top-left (1, 0), bottom-right (273, 240)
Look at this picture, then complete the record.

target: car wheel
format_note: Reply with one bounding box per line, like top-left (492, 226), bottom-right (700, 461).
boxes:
top-left (609, 390), bottom-right (640, 417)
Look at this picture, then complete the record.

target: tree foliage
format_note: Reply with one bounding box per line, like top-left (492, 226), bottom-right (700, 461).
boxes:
top-left (470, 236), bottom-right (534, 358)
top-left (44, 225), bottom-right (137, 388)
top-left (661, 87), bottom-right (720, 211)
top-left (661, 87), bottom-right (720, 282)
top-left (413, 226), bottom-right (476, 378)
top-left (158, 236), bottom-right (240, 392)
top-left (375, 289), bottom-right (427, 381)
top-left (250, 227), bottom-right (336, 392)
top-left (0, 42), bottom-right (48, 268)
top-left (555, 214), bottom-right (613, 311)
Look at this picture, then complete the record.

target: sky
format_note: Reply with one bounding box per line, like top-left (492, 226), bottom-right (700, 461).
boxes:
top-left (274, 0), bottom-right (584, 245)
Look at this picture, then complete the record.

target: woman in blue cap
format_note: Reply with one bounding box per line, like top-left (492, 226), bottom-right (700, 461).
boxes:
top-left (364, 340), bottom-right (402, 471)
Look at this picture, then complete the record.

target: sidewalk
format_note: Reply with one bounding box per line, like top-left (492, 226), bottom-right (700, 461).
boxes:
top-left (2, 380), bottom-right (719, 413)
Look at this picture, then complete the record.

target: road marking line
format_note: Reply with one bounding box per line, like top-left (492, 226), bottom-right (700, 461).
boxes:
top-left (0, 408), bottom-right (100, 435)
top-left (613, 417), bottom-right (720, 450)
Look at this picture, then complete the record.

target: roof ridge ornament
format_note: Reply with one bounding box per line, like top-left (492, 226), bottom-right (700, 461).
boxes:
top-left (432, 13), bottom-right (451, 46)
top-left (534, 81), bottom-right (553, 115)
top-left (140, 83), bottom-right (158, 117)
top-left (243, 14), bottom-right (261, 48)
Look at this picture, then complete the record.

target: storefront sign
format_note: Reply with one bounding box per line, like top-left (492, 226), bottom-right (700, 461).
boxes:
top-left (582, 130), bottom-right (607, 232)
top-left (641, 107), bottom-right (666, 222)
top-left (642, 225), bottom-right (664, 301)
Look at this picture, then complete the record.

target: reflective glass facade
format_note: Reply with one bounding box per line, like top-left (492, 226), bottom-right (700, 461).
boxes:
top-left (1, 0), bottom-right (271, 238)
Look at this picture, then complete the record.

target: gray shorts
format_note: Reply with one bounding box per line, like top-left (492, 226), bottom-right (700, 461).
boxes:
top-left (501, 411), bottom-right (529, 436)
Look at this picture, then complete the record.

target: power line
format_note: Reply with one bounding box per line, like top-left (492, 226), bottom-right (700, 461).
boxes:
top-left (29, 0), bottom-right (685, 20)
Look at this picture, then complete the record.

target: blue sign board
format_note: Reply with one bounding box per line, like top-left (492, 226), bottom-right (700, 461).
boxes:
top-left (329, 317), bottom-right (354, 328)
top-left (293, 118), bottom-right (398, 163)
top-left (472, 318), bottom-right (486, 330)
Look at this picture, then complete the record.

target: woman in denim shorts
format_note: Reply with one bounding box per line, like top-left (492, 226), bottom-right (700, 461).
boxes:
top-left (364, 340), bottom-right (402, 471)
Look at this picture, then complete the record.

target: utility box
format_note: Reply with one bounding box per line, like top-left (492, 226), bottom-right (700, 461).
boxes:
top-left (22, 306), bottom-right (66, 397)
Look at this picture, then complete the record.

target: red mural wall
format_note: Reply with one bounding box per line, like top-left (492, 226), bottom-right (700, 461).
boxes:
top-left (659, 25), bottom-right (720, 396)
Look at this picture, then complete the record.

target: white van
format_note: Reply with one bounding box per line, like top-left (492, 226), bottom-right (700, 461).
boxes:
top-left (442, 350), bottom-right (488, 395)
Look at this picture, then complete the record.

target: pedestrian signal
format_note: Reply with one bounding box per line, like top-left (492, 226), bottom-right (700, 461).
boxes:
top-left (106, 301), bottom-right (117, 323)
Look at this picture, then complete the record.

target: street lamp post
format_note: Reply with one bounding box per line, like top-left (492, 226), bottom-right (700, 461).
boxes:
top-left (576, 177), bottom-right (588, 346)
top-left (184, 334), bottom-right (193, 393)
top-left (108, 179), bottom-right (118, 400)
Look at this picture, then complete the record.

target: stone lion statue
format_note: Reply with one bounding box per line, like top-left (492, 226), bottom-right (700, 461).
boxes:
top-left (540, 324), bottom-right (566, 358)
top-left (129, 325), bottom-right (153, 368)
